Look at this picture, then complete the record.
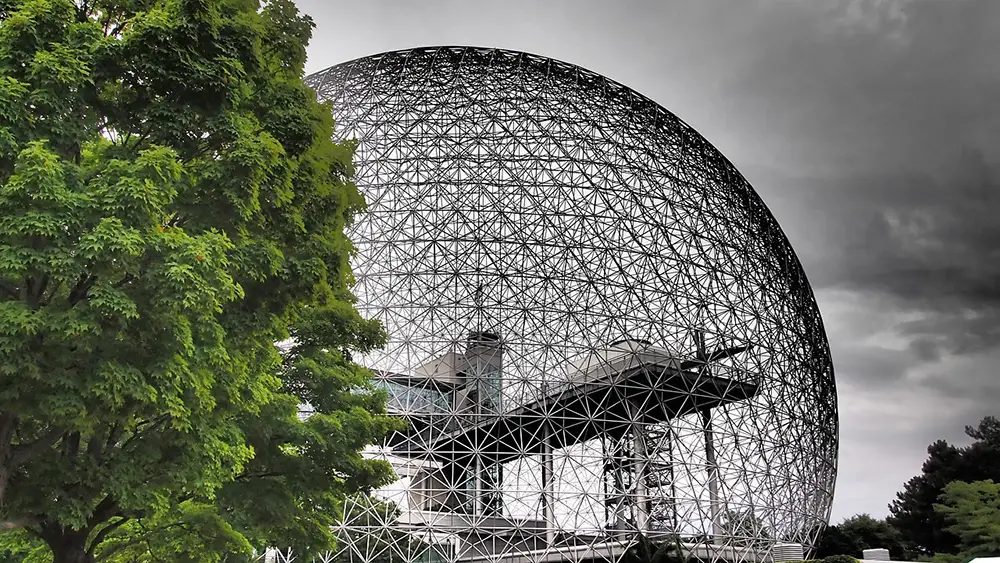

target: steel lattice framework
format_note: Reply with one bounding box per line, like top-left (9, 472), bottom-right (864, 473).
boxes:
top-left (305, 46), bottom-right (837, 563)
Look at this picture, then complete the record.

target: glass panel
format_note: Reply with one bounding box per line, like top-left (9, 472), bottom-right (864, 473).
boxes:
top-left (374, 380), bottom-right (451, 415)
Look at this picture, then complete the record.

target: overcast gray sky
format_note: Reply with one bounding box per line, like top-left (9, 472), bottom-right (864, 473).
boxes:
top-left (293, 0), bottom-right (1000, 523)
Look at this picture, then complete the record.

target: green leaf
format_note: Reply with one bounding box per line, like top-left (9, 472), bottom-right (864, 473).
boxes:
top-left (0, 1), bottom-right (392, 561)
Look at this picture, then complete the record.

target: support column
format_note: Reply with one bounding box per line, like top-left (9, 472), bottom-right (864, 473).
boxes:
top-left (703, 409), bottom-right (723, 541)
top-left (541, 423), bottom-right (556, 545)
top-left (473, 457), bottom-right (484, 518)
top-left (633, 429), bottom-right (648, 532)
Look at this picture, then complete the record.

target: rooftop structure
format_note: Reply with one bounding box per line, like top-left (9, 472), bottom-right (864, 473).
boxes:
top-left (306, 46), bottom-right (838, 563)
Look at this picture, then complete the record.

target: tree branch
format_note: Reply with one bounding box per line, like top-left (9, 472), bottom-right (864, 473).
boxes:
top-left (118, 415), bottom-right (170, 453)
top-left (9, 427), bottom-right (67, 470)
top-left (33, 274), bottom-right (49, 306)
top-left (106, 21), bottom-right (128, 39)
top-left (234, 471), bottom-right (286, 482)
top-left (0, 282), bottom-right (19, 300)
top-left (0, 516), bottom-right (40, 530)
top-left (75, 1), bottom-right (90, 23)
top-left (88, 495), bottom-right (120, 529)
top-left (68, 274), bottom-right (95, 306)
top-left (112, 274), bottom-right (137, 290)
top-left (42, 278), bottom-right (63, 305)
top-left (0, 412), bottom-right (15, 449)
top-left (88, 516), bottom-right (130, 556)
top-left (165, 213), bottom-right (184, 228)
top-left (94, 521), bottom-right (189, 562)
top-left (107, 421), bottom-right (125, 451)
top-left (0, 413), bottom-right (15, 507)
top-left (60, 431), bottom-right (81, 461)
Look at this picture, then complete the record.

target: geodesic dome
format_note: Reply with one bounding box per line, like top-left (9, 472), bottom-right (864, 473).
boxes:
top-left (306, 46), bottom-right (837, 563)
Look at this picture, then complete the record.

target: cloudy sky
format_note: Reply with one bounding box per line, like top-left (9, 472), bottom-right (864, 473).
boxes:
top-left (293, 0), bottom-right (999, 522)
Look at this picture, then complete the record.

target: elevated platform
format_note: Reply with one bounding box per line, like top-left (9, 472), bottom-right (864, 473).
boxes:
top-left (379, 345), bottom-right (757, 464)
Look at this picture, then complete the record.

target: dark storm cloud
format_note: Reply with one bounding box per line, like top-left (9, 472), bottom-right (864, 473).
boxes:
top-left (730, 0), bottom-right (1000, 360)
top-left (766, 152), bottom-right (1000, 359)
top-left (734, 1), bottom-right (1000, 515)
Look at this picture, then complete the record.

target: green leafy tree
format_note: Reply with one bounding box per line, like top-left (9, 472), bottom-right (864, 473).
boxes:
top-left (620, 534), bottom-right (684, 563)
top-left (76, 501), bottom-right (255, 562)
top-left (934, 480), bottom-right (1000, 559)
top-left (889, 416), bottom-right (1000, 555)
top-left (0, 0), bottom-right (396, 561)
top-left (0, 529), bottom-right (49, 562)
top-left (814, 514), bottom-right (906, 559)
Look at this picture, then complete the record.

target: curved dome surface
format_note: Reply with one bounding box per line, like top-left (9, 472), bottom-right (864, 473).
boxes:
top-left (307, 46), bottom-right (837, 562)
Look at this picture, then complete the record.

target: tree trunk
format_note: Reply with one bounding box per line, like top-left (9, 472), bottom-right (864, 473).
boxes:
top-left (0, 412), bottom-right (16, 506)
top-left (53, 551), bottom-right (95, 563)
top-left (45, 528), bottom-right (95, 563)
top-left (0, 465), bottom-right (9, 508)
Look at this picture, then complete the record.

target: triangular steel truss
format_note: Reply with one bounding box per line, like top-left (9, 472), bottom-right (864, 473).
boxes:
top-left (302, 46), bottom-right (837, 563)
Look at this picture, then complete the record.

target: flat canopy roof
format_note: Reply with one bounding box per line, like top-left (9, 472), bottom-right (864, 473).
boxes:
top-left (381, 350), bottom-right (757, 464)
